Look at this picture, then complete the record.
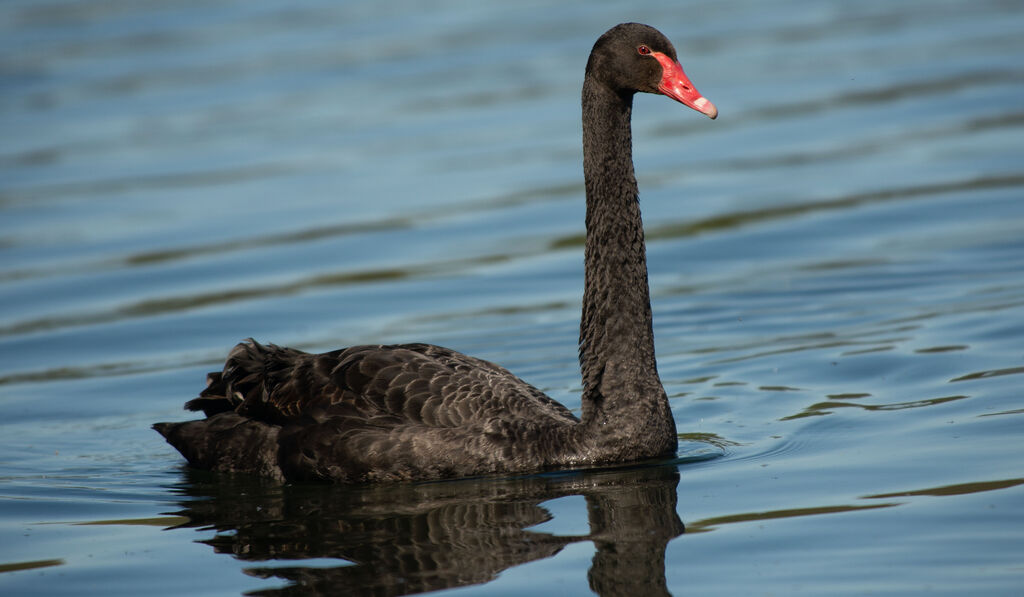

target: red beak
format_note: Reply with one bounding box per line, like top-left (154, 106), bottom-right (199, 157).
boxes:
top-left (652, 52), bottom-right (717, 120)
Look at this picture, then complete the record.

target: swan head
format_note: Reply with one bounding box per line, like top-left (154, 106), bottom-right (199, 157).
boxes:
top-left (587, 23), bottom-right (718, 120)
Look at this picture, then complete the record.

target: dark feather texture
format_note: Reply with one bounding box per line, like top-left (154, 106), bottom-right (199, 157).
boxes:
top-left (155, 23), bottom-right (710, 482)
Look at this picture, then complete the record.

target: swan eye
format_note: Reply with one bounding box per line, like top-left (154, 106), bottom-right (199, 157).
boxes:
top-left (637, 45), bottom-right (651, 55)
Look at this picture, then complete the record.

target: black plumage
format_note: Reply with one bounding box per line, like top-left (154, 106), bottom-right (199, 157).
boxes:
top-left (154, 23), bottom-right (717, 483)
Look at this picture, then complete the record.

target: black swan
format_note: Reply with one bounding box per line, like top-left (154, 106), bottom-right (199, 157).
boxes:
top-left (154, 23), bottom-right (717, 483)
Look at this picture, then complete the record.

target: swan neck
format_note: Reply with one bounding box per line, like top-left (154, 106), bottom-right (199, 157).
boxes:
top-left (578, 78), bottom-right (664, 427)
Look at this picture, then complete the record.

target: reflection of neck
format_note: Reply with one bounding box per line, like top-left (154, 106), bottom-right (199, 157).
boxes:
top-left (585, 467), bottom-right (684, 597)
top-left (590, 543), bottom-right (673, 597)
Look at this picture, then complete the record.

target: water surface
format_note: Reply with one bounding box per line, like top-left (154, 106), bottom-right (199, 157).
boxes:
top-left (2, 0), bottom-right (1023, 595)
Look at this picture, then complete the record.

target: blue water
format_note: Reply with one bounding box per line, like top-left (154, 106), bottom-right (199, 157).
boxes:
top-left (2, 0), bottom-right (1023, 594)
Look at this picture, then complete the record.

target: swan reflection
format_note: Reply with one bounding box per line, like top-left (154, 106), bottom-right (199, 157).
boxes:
top-left (167, 464), bottom-right (684, 596)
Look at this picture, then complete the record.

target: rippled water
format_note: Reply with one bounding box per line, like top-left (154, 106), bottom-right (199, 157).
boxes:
top-left (2, 0), bottom-right (1023, 595)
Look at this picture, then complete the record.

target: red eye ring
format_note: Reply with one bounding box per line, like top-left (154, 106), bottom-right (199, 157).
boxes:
top-left (637, 45), bottom-right (651, 55)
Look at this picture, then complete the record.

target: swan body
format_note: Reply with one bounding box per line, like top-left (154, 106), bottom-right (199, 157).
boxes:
top-left (155, 23), bottom-right (717, 483)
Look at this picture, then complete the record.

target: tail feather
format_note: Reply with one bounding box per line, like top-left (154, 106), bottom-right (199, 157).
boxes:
top-left (152, 414), bottom-right (284, 481)
top-left (184, 338), bottom-right (273, 415)
top-left (152, 421), bottom-right (175, 439)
